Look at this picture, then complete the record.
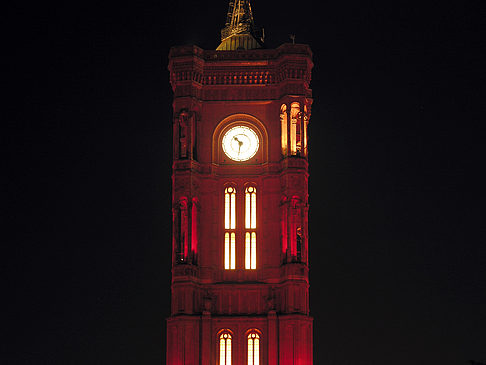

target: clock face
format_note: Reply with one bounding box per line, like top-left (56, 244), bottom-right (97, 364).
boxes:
top-left (222, 125), bottom-right (260, 161)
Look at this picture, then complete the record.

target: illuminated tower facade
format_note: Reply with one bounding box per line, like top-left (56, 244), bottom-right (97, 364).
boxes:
top-left (167, 2), bottom-right (313, 364)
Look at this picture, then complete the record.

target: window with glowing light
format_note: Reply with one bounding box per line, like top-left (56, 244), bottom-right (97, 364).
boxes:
top-left (290, 102), bottom-right (301, 155)
top-left (247, 332), bottom-right (260, 365)
top-left (224, 187), bottom-right (236, 269)
top-left (219, 332), bottom-right (232, 365)
top-left (280, 104), bottom-right (288, 156)
top-left (303, 104), bottom-right (308, 156)
top-left (245, 186), bottom-right (257, 269)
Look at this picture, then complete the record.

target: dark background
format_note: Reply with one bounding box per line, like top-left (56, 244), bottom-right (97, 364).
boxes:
top-left (4, 0), bottom-right (485, 364)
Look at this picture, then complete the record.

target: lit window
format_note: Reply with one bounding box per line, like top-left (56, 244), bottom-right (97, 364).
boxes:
top-left (290, 102), bottom-right (301, 155)
top-left (225, 187), bottom-right (236, 230)
top-left (247, 332), bottom-right (260, 365)
top-left (224, 187), bottom-right (236, 269)
top-left (280, 104), bottom-right (288, 156)
top-left (303, 104), bottom-right (308, 156)
top-left (220, 332), bottom-right (232, 365)
top-left (245, 186), bottom-right (257, 269)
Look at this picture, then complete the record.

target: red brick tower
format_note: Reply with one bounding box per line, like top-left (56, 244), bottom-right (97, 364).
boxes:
top-left (167, 2), bottom-right (313, 364)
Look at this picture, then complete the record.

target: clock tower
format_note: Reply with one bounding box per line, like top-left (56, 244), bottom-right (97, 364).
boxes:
top-left (167, 1), bottom-right (314, 364)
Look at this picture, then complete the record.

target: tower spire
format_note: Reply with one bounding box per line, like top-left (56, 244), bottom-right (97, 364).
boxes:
top-left (217, 0), bottom-right (264, 51)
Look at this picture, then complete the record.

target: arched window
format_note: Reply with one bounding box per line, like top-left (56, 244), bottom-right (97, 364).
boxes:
top-left (290, 102), bottom-right (301, 155)
top-left (247, 332), bottom-right (260, 365)
top-left (224, 187), bottom-right (236, 269)
top-left (219, 332), bottom-right (232, 365)
top-left (280, 104), bottom-right (288, 156)
top-left (245, 186), bottom-right (257, 269)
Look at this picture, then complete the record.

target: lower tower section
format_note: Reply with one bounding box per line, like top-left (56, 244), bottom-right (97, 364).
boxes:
top-left (167, 262), bottom-right (313, 365)
top-left (167, 313), bottom-right (313, 365)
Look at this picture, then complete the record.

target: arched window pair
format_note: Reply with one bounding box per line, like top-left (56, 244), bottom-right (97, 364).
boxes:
top-left (219, 331), bottom-right (260, 365)
top-left (224, 186), bottom-right (257, 270)
top-left (280, 102), bottom-right (309, 157)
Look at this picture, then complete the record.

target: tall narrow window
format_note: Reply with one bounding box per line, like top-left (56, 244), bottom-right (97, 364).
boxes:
top-left (280, 104), bottom-right (288, 156)
top-left (247, 332), bottom-right (260, 365)
top-left (303, 105), bottom-right (309, 157)
top-left (245, 186), bottom-right (257, 269)
top-left (290, 102), bottom-right (301, 155)
top-left (224, 187), bottom-right (236, 269)
top-left (219, 332), bottom-right (232, 365)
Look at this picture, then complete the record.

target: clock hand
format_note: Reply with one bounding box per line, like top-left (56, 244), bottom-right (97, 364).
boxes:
top-left (233, 136), bottom-right (243, 155)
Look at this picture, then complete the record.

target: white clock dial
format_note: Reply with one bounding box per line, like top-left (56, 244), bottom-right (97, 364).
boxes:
top-left (222, 125), bottom-right (259, 161)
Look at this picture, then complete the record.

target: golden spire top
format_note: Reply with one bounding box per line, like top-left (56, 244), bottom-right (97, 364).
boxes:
top-left (217, 0), bottom-right (264, 51)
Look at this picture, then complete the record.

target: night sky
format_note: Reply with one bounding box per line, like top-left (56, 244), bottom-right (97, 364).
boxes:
top-left (4, 0), bottom-right (485, 364)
